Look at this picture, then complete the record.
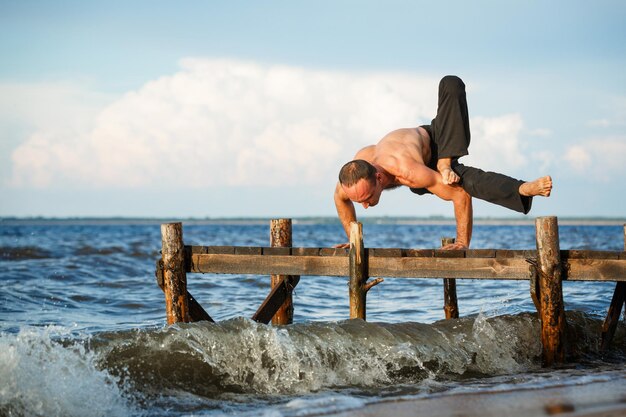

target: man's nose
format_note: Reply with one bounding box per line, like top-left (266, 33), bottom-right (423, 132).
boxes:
top-left (362, 202), bottom-right (369, 209)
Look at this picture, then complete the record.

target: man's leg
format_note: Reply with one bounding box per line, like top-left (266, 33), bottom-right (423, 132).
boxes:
top-left (455, 163), bottom-right (533, 214)
top-left (431, 76), bottom-right (471, 185)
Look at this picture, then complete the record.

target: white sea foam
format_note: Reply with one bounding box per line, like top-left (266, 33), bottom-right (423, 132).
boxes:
top-left (0, 326), bottom-right (136, 417)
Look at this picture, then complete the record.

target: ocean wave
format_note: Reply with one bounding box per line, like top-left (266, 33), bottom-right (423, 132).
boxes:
top-left (1, 313), bottom-right (623, 416)
top-left (0, 246), bottom-right (54, 261)
top-left (92, 312), bottom-right (623, 396)
top-left (74, 245), bottom-right (128, 256)
top-left (0, 327), bottom-right (137, 417)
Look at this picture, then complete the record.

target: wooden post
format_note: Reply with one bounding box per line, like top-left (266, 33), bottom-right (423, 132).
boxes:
top-left (270, 219), bottom-right (297, 325)
top-left (442, 237), bottom-right (459, 319)
top-left (155, 259), bottom-right (214, 322)
top-left (161, 222), bottom-right (189, 324)
top-left (535, 216), bottom-right (567, 366)
top-left (349, 222), bottom-right (367, 320)
top-left (600, 224), bottom-right (626, 351)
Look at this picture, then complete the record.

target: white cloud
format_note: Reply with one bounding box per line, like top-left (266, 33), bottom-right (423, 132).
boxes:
top-left (563, 137), bottom-right (626, 181)
top-left (528, 128), bottom-right (552, 137)
top-left (586, 119), bottom-right (612, 128)
top-left (0, 80), bottom-right (112, 132)
top-left (8, 59), bottom-right (532, 189)
top-left (463, 114), bottom-right (526, 172)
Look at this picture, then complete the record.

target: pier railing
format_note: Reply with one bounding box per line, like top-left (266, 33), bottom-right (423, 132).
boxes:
top-left (156, 216), bottom-right (626, 367)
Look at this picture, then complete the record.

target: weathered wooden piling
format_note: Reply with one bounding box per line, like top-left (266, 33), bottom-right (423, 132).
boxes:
top-left (349, 222), bottom-right (367, 319)
top-left (600, 224), bottom-right (626, 351)
top-left (349, 222), bottom-right (383, 320)
top-left (269, 219), bottom-right (298, 325)
top-left (535, 216), bottom-right (567, 366)
top-left (161, 222), bottom-right (189, 324)
top-left (155, 258), bottom-right (214, 322)
top-left (442, 237), bottom-right (460, 319)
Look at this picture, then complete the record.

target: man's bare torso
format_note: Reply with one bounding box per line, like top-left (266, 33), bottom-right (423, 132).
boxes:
top-left (353, 127), bottom-right (432, 188)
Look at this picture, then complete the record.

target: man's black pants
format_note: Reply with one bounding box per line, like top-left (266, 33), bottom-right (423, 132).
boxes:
top-left (411, 76), bottom-right (532, 214)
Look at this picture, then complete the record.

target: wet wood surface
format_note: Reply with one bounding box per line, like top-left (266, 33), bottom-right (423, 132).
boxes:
top-left (161, 223), bottom-right (190, 324)
top-left (269, 219), bottom-right (297, 325)
top-left (535, 216), bottom-right (567, 366)
top-left (349, 222), bottom-right (366, 320)
top-left (186, 248), bottom-right (626, 282)
top-left (442, 237), bottom-right (459, 319)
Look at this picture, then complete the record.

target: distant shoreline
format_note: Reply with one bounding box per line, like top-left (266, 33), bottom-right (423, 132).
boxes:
top-left (1, 216), bottom-right (625, 226)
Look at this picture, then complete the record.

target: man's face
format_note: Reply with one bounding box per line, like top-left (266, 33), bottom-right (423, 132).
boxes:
top-left (342, 177), bottom-right (382, 209)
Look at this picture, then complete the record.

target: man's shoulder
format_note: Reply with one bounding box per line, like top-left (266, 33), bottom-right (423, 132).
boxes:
top-left (354, 145), bottom-right (376, 160)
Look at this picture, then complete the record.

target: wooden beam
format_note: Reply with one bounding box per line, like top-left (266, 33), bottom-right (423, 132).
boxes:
top-left (349, 222), bottom-right (367, 320)
top-left (563, 259), bottom-right (626, 281)
top-left (188, 253), bottom-right (626, 282)
top-left (161, 223), bottom-right (190, 324)
top-left (269, 219), bottom-right (297, 325)
top-left (535, 216), bottom-right (567, 366)
top-left (156, 259), bottom-right (214, 323)
top-left (601, 282), bottom-right (626, 351)
top-left (600, 224), bottom-right (626, 351)
top-left (252, 275), bottom-right (301, 324)
top-left (368, 257), bottom-right (534, 280)
top-left (442, 237), bottom-right (459, 319)
top-left (190, 253), bottom-right (348, 276)
top-left (187, 245), bottom-right (625, 260)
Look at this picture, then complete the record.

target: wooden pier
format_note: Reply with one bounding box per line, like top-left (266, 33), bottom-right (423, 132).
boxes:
top-left (155, 216), bottom-right (626, 367)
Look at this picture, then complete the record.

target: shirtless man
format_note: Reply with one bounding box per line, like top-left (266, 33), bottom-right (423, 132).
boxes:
top-left (334, 76), bottom-right (552, 249)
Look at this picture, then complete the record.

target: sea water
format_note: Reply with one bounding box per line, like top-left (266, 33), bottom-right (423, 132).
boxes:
top-left (1, 219), bottom-right (625, 416)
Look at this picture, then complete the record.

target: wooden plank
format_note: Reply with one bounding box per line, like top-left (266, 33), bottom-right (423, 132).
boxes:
top-left (188, 245), bottom-right (235, 255)
top-left (370, 248), bottom-right (403, 257)
top-left (496, 249), bottom-right (536, 259)
top-left (562, 250), bottom-right (620, 260)
top-left (235, 247), bottom-right (262, 255)
top-left (565, 259), bottom-right (626, 281)
top-left (601, 281), bottom-right (626, 351)
top-left (292, 247), bottom-right (321, 256)
top-left (187, 292), bottom-right (215, 323)
top-left (263, 247), bottom-right (290, 255)
top-left (252, 275), bottom-right (300, 324)
top-left (190, 253), bottom-right (349, 276)
top-left (368, 257), bottom-right (533, 280)
top-left (435, 249), bottom-right (465, 258)
top-left (404, 249), bottom-right (435, 257)
top-left (187, 252), bottom-right (626, 281)
top-left (320, 248), bottom-right (349, 256)
top-left (187, 246), bottom-right (624, 261)
top-left (466, 249), bottom-right (496, 258)
top-left (600, 225), bottom-right (626, 351)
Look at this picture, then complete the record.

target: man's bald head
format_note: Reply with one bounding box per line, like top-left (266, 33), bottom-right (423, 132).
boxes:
top-left (338, 160), bottom-right (376, 187)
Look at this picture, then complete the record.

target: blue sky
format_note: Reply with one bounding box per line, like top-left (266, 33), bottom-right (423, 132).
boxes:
top-left (1, 1), bottom-right (625, 218)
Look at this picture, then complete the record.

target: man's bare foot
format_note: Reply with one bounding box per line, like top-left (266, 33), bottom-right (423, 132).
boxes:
top-left (437, 158), bottom-right (461, 185)
top-left (519, 176), bottom-right (553, 197)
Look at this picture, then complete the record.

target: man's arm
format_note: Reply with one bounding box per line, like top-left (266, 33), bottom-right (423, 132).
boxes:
top-left (334, 181), bottom-right (356, 247)
top-left (399, 163), bottom-right (473, 248)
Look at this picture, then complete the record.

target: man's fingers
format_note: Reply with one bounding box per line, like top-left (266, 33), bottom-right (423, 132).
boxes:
top-left (333, 242), bottom-right (350, 248)
top-left (442, 243), bottom-right (468, 250)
